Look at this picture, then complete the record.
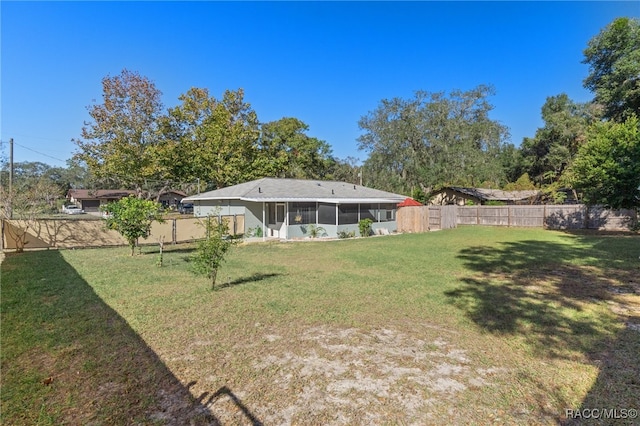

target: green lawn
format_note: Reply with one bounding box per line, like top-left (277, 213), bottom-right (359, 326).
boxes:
top-left (2, 227), bottom-right (639, 425)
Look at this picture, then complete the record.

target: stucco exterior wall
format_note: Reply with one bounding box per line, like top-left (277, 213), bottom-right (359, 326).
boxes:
top-left (192, 200), bottom-right (399, 239)
top-left (372, 221), bottom-right (397, 233)
top-left (194, 199), bottom-right (262, 236)
top-left (337, 224), bottom-right (360, 236)
top-left (244, 202), bottom-right (264, 234)
top-left (195, 200), bottom-right (247, 217)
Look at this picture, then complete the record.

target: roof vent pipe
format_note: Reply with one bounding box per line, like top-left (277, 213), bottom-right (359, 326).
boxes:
top-left (258, 187), bottom-right (262, 193)
top-left (354, 185), bottom-right (356, 190)
top-left (332, 189), bottom-right (334, 195)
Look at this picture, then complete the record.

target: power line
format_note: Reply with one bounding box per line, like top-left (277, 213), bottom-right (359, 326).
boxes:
top-left (1, 140), bottom-right (68, 163)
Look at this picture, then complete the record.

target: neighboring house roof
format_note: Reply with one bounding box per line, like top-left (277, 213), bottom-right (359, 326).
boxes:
top-left (183, 178), bottom-right (407, 204)
top-left (444, 187), bottom-right (540, 202)
top-left (68, 189), bottom-right (187, 199)
top-left (67, 189), bottom-right (136, 200)
top-left (398, 198), bottom-right (423, 207)
top-left (160, 190), bottom-right (187, 197)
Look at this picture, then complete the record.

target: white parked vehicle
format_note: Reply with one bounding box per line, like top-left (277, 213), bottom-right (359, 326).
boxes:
top-left (62, 205), bottom-right (85, 215)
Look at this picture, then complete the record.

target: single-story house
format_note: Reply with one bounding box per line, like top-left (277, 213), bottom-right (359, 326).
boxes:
top-left (429, 187), bottom-right (541, 206)
top-left (182, 178), bottom-right (408, 240)
top-left (67, 189), bottom-right (188, 212)
top-left (158, 190), bottom-right (187, 208)
top-left (67, 189), bottom-right (137, 212)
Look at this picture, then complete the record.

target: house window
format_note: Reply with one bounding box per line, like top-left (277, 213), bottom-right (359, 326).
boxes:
top-left (318, 203), bottom-right (336, 225)
top-left (378, 203), bottom-right (396, 222)
top-left (338, 204), bottom-right (359, 225)
top-left (289, 202), bottom-right (316, 225)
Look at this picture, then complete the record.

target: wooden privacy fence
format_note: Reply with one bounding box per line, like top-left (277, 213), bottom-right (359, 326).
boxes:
top-left (397, 205), bottom-right (638, 233)
top-left (1, 215), bottom-right (245, 251)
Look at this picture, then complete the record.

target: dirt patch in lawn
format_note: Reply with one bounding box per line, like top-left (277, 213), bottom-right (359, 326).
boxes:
top-left (191, 324), bottom-right (510, 425)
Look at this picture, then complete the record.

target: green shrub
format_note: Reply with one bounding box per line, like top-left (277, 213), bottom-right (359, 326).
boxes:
top-left (101, 196), bottom-right (164, 256)
top-left (247, 227), bottom-right (263, 238)
top-left (307, 224), bottom-right (326, 238)
top-left (338, 230), bottom-right (356, 239)
top-left (358, 219), bottom-right (373, 237)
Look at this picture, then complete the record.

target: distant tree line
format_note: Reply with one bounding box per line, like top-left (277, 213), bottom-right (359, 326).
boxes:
top-left (358, 17), bottom-right (639, 208)
top-left (358, 18), bottom-right (640, 207)
top-left (2, 17), bottom-right (638, 212)
top-left (71, 72), bottom-right (359, 200)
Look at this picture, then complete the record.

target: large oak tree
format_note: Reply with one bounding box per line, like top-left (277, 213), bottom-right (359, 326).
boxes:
top-left (157, 87), bottom-right (262, 190)
top-left (520, 94), bottom-right (600, 185)
top-left (565, 116), bottom-right (640, 208)
top-left (357, 85), bottom-right (510, 194)
top-left (258, 117), bottom-right (334, 180)
top-left (74, 69), bottom-right (164, 196)
top-left (583, 17), bottom-right (640, 122)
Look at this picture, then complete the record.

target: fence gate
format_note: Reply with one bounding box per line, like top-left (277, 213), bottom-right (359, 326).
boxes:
top-left (439, 205), bottom-right (458, 229)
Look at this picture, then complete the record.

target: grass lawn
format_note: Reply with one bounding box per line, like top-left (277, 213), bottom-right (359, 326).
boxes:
top-left (2, 227), bottom-right (639, 425)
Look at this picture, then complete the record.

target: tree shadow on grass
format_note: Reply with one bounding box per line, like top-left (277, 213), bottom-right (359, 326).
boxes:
top-left (563, 326), bottom-right (640, 425)
top-left (143, 245), bottom-right (198, 256)
top-left (217, 273), bottom-right (283, 290)
top-left (445, 235), bottom-right (640, 423)
top-left (0, 251), bottom-right (220, 425)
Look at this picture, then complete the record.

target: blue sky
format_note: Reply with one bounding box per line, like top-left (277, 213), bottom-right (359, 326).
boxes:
top-left (2, 1), bottom-right (638, 168)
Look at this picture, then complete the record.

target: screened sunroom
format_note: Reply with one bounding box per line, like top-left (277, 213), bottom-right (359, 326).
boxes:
top-left (182, 178), bottom-right (407, 240)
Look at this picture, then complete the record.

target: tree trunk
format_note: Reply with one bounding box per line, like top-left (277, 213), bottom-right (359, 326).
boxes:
top-left (211, 268), bottom-right (218, 291)
top-left (155, 183), bottom-right (171, 203)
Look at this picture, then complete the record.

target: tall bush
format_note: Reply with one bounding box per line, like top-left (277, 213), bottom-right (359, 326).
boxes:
top-left (102, 196), bottom-right (163, 256)
top-left (191, 216), bottom-right (234, 290)
top-left (358, 218), bottom-right (373, 237)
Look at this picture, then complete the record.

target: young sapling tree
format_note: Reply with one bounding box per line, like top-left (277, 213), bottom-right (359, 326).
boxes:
top-left (102, 196), bottom-right (164, 256)
top-left (191, 215), bottom-right (234, 290)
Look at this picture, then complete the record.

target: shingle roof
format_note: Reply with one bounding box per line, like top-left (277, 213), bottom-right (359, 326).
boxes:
top-left (448, 187), bottom-right (540, 202)
top-left (68, 189), bottom-right (187, 199)
top-left (67, 189), bottom-right (136, 200)
top-left (159, 190), bottom-right (187, 197)
top-left (183, 178), bottom-right (408, 203)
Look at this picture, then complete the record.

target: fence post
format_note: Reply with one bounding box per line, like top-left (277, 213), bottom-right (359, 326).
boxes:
top-left (425, 206), bottom-right (429, 232)
top-left (172, 219), bottom-right (177, 244)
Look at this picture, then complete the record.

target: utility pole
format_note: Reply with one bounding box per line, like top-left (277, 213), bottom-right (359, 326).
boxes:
top-left (9, 138), bottom-right (13, 192)
top-left (8, 138), bottom-right (14, 218)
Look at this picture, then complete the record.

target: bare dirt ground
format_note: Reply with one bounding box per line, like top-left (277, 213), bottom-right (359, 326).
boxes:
top-left (167, 324), bottom-right (516, 425)
top-left (153, 276), bottom-right (640, 426)
top-left (252, 326), bottom-right (505, 425)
